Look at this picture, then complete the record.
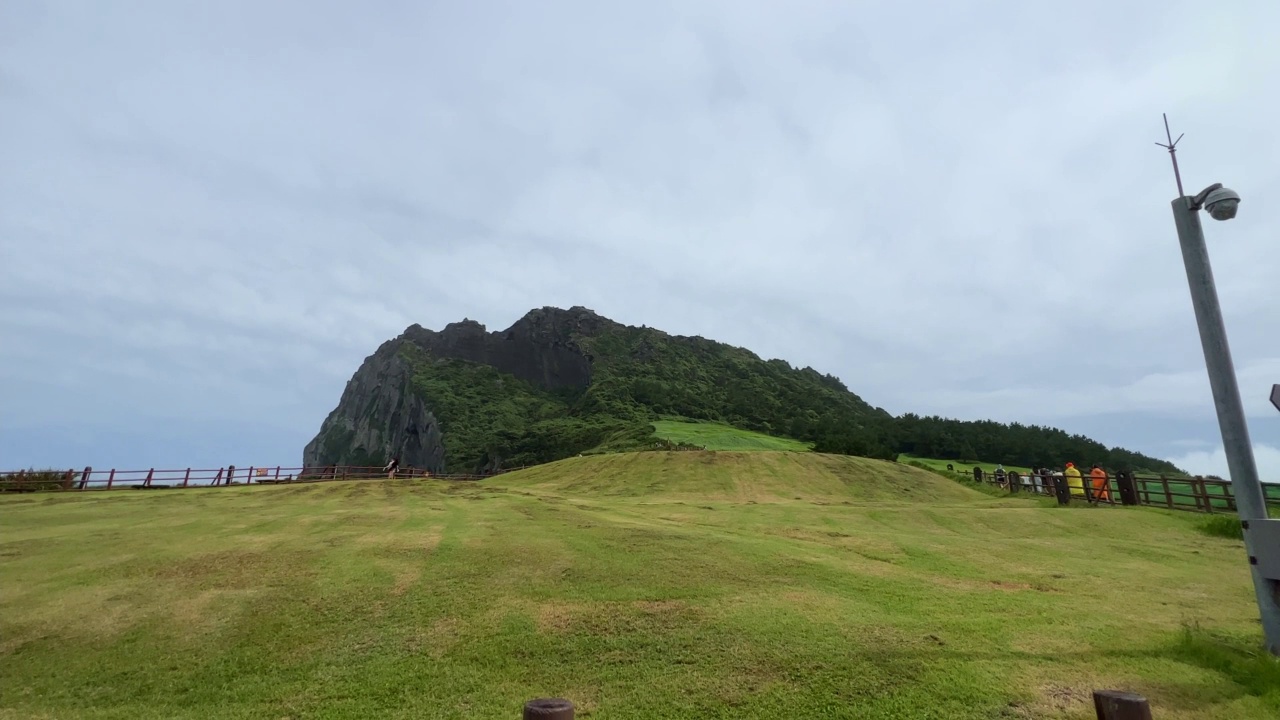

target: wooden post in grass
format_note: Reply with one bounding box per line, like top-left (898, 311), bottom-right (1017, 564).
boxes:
top-left (1093, 690), bottom-right (1152, 719)
top-left (80, 466), bottom-right (92, 490)
top-left (1052, 475), bottom-right (1071, 506)
top-left (1116, 471), bottom-right (1139, 506)
top-left (523, 698), bottom-right (574, 719)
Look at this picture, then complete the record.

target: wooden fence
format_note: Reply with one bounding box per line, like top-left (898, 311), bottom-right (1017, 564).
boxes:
top-left (958, 465), bottom-right (1280, 513)
top-left (0, 463), bottom-right (525, 493)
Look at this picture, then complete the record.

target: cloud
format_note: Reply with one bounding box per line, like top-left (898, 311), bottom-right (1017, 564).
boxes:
top-left (2, 0), bottom-right (1279, 469)
top-left (1169, 443), bottom-right (1280, 485)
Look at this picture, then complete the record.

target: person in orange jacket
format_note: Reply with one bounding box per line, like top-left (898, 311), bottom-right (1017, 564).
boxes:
top-left (1089, 463), bottom-right (1111, 502)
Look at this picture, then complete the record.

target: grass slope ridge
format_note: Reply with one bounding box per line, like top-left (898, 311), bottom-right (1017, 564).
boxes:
top-left (651, 419), bottom-right (813, 452)
top-left (2, 451), bottom-right (1274, 718)
top-left (488, 450), bottom-right (981, 504)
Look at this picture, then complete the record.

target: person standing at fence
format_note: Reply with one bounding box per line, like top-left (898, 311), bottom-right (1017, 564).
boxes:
top-left (1064, 462), bottom-right (1085, 497)
top-left (994, 464), bottom-right (1007, 488)
top-left (1031, 467), bottom-right (1046, 494)
top-left (1089, 464), bottom-right (1110, 502)
top-left (383, 456), bottom-right (400, 479)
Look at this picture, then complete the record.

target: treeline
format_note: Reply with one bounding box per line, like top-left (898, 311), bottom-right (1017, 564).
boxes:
top-left (889, 414), bottom-right (1183, 474)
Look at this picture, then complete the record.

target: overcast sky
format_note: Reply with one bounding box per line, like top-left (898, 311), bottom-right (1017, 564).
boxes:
top-left (2, 0), bottom-right (1278, 479)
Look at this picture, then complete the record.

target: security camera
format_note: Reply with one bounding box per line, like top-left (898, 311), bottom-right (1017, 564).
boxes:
top-left (1202, 187), bottom-right (1240, 221)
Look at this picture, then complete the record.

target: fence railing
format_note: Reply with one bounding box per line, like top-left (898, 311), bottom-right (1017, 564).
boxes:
top-left (0, 463), bottom-right (526, 493)
top-left (957, 465), bottom-right (1280, 514)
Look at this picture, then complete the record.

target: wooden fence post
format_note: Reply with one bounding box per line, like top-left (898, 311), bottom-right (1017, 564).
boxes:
top-left (106, 469), bottom-right (115, 490)
top-left (144, 468), bottom-right (154, 488)
top-left (1093, 690), bottom-right (1152, 719)
top-left (523, 698), bottom-right (574, 719)
top-left (1159, 475), bottom-right (1173, 508)
top-left (80, 466), bottom-right (93, 490)
top-left (62, 469), bottom-right (76, 490)
top-left (183, 468), bottom-right (191, 488)
top-left (274, 466), bottom-right (281, 481)
top-left (247, 466), bottom-right (255, 485)
top-left (1052, 475), bottom-right (1071, 505)
top-left (1116, 471), bottom-right (1138, 506)
top-left (1192, 476), bottom-right (1208, 512)
top-left (227, 466), bottom-right (236, 486)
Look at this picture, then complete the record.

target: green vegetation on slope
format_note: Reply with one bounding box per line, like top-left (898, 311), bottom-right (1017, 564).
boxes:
top-left (650, 419), bottom-right (813, 452)
top-left (391, 310), bottom-right (1182, 474)
top-left (402, 345), bottom-right (658, 471)
top-left (397, 319), bottom-right (892, 472)
top-left (2, 452), bottom-right (1274, 718)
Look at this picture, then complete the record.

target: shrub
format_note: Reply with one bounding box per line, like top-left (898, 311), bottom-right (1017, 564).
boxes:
top-left (1196, 514), bottom-right (1243, 540)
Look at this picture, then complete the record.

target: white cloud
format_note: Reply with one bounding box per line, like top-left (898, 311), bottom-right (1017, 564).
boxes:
top-left (1169, 443), bottom-right (1280, 485)
top-left (2, 0), bottom-right (1279, 468)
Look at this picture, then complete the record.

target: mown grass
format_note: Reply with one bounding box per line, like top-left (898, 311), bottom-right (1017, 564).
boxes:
top-left (2, 451), bottom-right (1275, 719)
top-left (651, 419), bottom-right (813, 452)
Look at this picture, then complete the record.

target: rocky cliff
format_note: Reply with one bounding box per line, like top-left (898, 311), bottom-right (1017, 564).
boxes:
top-left (302, 306), bottom-right (615, 472)
top-left (301, 337), bottom-right (447, 471)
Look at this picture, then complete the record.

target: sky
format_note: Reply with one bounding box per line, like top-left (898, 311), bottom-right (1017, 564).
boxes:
top-left (2, 0), bottom-right (1278, 479)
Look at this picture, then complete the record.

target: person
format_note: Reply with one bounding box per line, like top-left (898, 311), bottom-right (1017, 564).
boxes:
top-left (1089, 463), bottom-right (1111, 502)
top-left (1032, 467), bottom-right (1046, 494)
top-left (994, 464), bottom-right (1007, 488)
top-left (1064, 462), bottom-right (1085, 498)
top-left (383, 456), bottom-right (400, 479)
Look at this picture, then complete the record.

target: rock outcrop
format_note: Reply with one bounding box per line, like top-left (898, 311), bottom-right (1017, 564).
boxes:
top-left (302, 306), bottom-right (613, 472)
top-left (400, 305), bottom-right (615, 392)
top-left (302, 337), bottom-right (447, 472)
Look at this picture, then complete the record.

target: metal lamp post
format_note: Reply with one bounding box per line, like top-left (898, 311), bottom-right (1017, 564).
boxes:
top-left (1160, 117), bottom-right (1280, 656)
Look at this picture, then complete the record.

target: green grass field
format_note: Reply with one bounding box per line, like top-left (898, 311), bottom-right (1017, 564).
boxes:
top-left (651, 419), bottom-right (813, 452)
top-left (3, 452), bottom-right (1277, 719)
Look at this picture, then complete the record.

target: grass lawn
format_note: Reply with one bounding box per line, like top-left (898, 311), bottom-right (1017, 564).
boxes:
top-left (2, 451), bottom-right (1277, 719)
top-left (651, 419), bottom-right (813, 452)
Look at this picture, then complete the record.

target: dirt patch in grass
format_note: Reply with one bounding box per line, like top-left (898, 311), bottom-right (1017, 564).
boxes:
top-left (404, 617), bottom-right (463, 658)
top-left (929, 576), bottom-right (1058, 594)
top-left (143, 549), bottom-right (316, 589)
top-left (533, 598), bottom-right (704, 636)
top-left (2, 582), bottom-right (148, 649)
top-left (391, 566), bottom-right (422, 596)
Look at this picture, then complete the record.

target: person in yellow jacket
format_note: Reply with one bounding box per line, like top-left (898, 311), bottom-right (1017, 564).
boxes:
top-left (1064, 462), bottom-right (1085, 497)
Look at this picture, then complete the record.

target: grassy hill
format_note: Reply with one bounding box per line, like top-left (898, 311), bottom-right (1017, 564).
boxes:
top-left (650, 419), bottom-right (814, 452)
top-left (3, 452), bottom-right (1273, 718)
